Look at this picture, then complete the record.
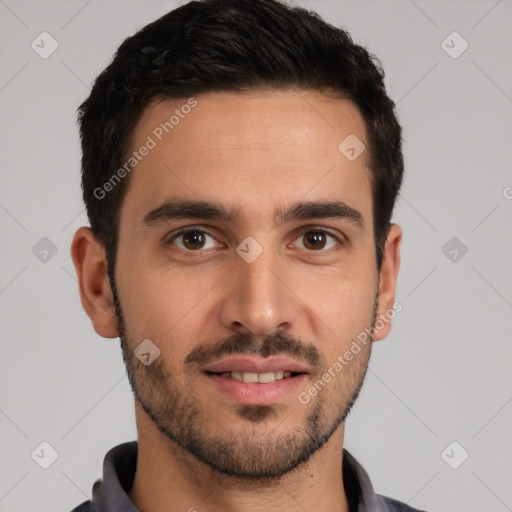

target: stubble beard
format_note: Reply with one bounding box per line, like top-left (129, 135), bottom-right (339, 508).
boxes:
top-left (109, 268), bottom-right (376, 481)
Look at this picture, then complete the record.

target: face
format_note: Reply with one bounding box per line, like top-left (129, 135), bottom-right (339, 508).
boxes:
top-left (88, 90), bottom-right (398, 479)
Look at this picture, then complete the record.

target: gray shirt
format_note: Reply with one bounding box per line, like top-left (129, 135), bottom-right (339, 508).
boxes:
top-left (70, 442), bottom-right (427, 512)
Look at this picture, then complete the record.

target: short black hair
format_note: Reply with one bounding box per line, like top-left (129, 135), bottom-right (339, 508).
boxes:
top-left (77, 0), bottom-right (404, 274)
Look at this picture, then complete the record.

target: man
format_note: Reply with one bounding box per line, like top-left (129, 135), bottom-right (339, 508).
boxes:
top-left (70, 0), bottom-right (423, 510)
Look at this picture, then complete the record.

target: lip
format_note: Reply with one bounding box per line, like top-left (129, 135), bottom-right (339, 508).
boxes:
top-left (201, 356), bottom-right (311, 405)
top-left (201, 356), bottom-right (311, 375)
top-left (204, 372), bottom-right (308, 405)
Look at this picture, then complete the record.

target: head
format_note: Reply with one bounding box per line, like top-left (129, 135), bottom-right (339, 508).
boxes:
top-left (72, 0), bottom-right (403, 480)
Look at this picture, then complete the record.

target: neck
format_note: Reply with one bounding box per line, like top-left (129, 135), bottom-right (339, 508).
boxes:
top-left (128, 402), bottom-right (350, 512)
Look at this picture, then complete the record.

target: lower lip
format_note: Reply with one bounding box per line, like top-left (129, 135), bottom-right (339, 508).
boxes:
top-left (204, 372), bottom-right (308, 405)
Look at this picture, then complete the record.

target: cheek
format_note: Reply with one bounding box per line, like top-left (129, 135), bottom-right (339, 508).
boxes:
top-left (316, 287), bottom-right (375, 358)
top-left (305, 268), bottom-right (377, 358)
top-left (116, 264), bottom-right (217, 355)
top-left (308, 254), bottom-right (376, 319)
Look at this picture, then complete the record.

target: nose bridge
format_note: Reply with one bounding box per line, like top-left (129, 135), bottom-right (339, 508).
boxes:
top-left (222, 239), bottom-right (296, 336)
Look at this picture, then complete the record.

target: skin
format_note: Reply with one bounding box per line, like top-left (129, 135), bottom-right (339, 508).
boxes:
top-left (71, 89), bottom-right (402, 512)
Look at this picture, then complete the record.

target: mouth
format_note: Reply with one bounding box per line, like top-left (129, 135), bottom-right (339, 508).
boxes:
top-left (201, 357), bottom-right (310, 405)
top-left (204, 370), bottom-right (304, 383)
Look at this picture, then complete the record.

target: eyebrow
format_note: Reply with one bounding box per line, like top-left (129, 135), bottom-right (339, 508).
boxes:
top-left (142, 198), bottom-right (365, 230)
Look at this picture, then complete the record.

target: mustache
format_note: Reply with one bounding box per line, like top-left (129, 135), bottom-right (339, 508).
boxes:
top-left (184, 329), bottom-right (322, 370)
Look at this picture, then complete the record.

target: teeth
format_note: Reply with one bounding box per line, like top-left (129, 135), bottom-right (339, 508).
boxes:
top-left (242, 372), bottom-right (259, 383)
top-left (221, 370), bottom-right (292, 383)
top-left (258, 372), bottom-right (275, 383)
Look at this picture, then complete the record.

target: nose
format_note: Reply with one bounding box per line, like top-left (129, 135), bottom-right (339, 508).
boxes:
top-left (218, 244), bottom-right (299, 338)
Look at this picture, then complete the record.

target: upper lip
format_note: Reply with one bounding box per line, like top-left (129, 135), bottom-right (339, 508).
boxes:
top-left (202, 356), bottom-right (311, 375)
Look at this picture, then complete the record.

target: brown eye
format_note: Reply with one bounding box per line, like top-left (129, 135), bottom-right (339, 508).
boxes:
top-left (183, 230), bottom-right (206, 250)
top-left (302, 231), bottom-right (328, 250)
top-left (169, 229), bottom-right (217, 251)
top-left (293, 229), bottom-right (341, 253)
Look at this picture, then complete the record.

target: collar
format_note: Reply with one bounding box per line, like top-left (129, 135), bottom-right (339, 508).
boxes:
top-left (87, 441), bottom-right (406, 512)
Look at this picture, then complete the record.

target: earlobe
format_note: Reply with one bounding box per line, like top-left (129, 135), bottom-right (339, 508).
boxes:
top-left (372, 223), bottom-right (402, 342)
top-left (70, 226), bottom-right (120, 339)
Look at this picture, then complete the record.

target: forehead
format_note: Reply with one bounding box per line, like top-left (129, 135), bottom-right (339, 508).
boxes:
top-left (121, 90), bottom-right (373, 230)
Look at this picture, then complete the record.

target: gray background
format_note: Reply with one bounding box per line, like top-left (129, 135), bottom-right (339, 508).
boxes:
top-left (1, 0), bottom-right (511, 511)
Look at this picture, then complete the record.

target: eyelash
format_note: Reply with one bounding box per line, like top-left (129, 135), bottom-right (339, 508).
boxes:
top-left (165, 226), bottom-right (346, 257)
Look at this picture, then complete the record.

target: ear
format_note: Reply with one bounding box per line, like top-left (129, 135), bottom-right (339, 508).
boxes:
top-left (70, 226), bottom-right (119, 338)
top-left (372, 223), bottom-right (402, 342)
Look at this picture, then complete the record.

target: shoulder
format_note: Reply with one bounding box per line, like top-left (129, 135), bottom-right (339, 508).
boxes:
top-left (378, 494), bottom-right (430, 512)
top-left (68, 499), bottom-right (98, 512)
